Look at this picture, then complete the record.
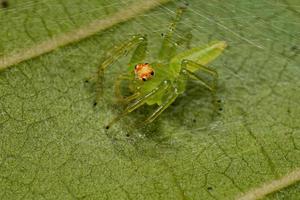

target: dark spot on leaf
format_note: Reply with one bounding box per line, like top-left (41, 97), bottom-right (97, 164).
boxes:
top-left (290, 45), bottom-right (298, 51)
top-left (193, 119), bottom-right (196, 123)
top-left (93, 102), bottom-right (97, 106)
top-left (105, 125), bottom-right (110, 130)
top-left (161, 33), bottom-right (164, 37)
top-left (207, 186), bottom-right (213, 190)
top-left (1, 0), bottom-right (8, 8)
top-left (217, 99), bottom-right (222, 103)
top-left (219, 107), bottom-right (223, 111)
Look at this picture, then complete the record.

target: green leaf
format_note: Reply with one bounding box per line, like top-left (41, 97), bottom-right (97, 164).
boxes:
top-left (0, 0), bottom-right (299, 199)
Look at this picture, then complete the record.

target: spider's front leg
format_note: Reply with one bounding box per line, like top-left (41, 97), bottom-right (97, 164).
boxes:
top-left (105, 80), bottom-right (171, 129)
top-left (176, 31), bottom-right (193, 49)
top-left (93, 34), bottom-right (147, 105)
top-left (158, 5), bottom-right (187, 61)
top-left (142, 86), bottom-right (179, 125)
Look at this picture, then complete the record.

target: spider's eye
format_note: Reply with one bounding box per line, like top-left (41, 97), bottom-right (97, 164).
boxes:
top-left (134, 65), bottom-right (137, 69)
top-left (142, 78), bottom-right (147, 81)
top-left (150, 71), bottom-right (154, 76)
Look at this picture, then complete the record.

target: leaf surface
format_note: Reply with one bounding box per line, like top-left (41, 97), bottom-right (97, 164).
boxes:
top-left (0, 0), bottom-right (300, 199)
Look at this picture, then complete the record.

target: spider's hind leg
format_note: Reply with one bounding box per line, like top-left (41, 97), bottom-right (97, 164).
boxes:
top-left (181, 59), bottom-right (218, 91)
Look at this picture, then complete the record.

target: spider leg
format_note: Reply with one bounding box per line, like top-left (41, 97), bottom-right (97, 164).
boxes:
top-left (94, 34), bottom-right (147, 105)
top-left (158, 5), bottom-right (187, 60)
top-left (121, 93), bottom-right (141, 104)
top-left (181, 59), bottom-right (218, 91)
top-left (182, 59), bottom-right (218, 77)
top-left (129, 35), bottom-right (148, 66)
top-left (98, 35), bottom-right (147, 72)
top-left (176, 31), bottom-right (193, 49)
top-left (105, 80), bottom-right (171, 129)
top-left (114, 72), bottom-right (136, 102)
top-left (142, 87), bottom-right (179, 125)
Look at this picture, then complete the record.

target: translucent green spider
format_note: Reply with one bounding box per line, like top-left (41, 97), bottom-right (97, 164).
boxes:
top-left (93, 6), bottom-right (227, 129)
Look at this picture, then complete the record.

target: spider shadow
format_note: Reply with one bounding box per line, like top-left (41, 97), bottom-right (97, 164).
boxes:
top-left (103, 105), bottom-right (181, 159)
top-left (169, 78), bottom-right (224, 126)
top-left (102, 80), bottom-right (225, 160)
top-left (108, 78), bottom-right (224, 138)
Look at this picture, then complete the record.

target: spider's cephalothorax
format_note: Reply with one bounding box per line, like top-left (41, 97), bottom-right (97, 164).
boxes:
top-left (134, 63), bottom-right (155, 81)
top-left (92, 5), bottom-right (227, 129)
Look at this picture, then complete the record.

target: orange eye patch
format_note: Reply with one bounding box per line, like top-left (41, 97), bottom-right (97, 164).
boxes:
top-left (134, 63), bottom-right (155, 81)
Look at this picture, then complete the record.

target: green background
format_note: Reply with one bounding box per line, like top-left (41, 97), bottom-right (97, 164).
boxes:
top-left (0, 0), bottom-right (299, 199)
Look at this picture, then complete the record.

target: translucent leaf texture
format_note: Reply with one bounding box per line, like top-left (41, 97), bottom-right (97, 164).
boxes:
top-left (0, 0), bottom-right (300, 199)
